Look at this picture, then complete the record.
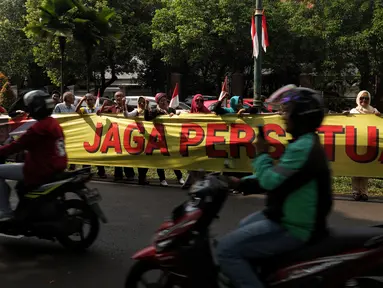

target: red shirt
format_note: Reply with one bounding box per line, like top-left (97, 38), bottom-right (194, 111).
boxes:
top-left (0, 117), bottom-right (68, 186)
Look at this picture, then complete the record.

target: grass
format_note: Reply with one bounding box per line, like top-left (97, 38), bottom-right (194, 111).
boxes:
top-left (333, 177), bottom-right (383, 196)
top-left (83, 165), bottom-right (383, 196)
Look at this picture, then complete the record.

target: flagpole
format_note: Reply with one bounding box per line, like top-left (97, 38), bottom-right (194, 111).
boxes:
top-left (253, 1), bottom-right (263, 112)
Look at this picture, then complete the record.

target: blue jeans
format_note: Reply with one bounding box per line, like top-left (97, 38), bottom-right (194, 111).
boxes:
top-left (216, 212), bottom-right (304, 288)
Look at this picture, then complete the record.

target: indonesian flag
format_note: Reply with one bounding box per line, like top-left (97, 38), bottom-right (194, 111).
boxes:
top-left (251, 11), bottom-right (269, 58)
top-left (169, 83), bottom-right (180, 109)
top-left (218, 76), bottom-right (228, 101)
top-left (95, 89), bottom-right (101, 107)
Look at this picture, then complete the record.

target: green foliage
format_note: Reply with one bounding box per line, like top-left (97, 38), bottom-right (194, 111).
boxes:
top-left (0, 0), bottom-right (34, 80)
top-left (24, 0), bottom-right (134, 92)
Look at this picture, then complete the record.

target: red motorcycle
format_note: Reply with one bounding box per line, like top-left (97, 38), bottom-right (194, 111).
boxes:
top-left (126, 173), bottom-right (383, 288)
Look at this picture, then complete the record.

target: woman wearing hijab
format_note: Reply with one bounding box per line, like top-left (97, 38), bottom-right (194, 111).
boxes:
top-left (123, 96), bottom-right (151, 185)
top-left (190, 94), bottom-right (211, 113)
top-left (182, 94), bottom-right (211, 189)
top-left (144, 93), bottom-right (185, 187)
top-left (214, 94), bottom-right (248, 115)
top-left (213, 93), bottom-right (252, 191)
top-left (345, 90), bottom-right (381, 201)
top-left (124, 96), bottom-right (146, 117)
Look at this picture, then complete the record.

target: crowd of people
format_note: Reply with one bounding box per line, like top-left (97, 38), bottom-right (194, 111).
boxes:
top-left (48, 89), bottom-right (255, 188)
top-left (23, 88), bottom-right (382, 201)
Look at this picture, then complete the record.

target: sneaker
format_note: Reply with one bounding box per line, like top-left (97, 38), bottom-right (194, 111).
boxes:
top-left (160, 180), bottom-right (168, 187)
top-left (178, 178), bottom-right (185, 185)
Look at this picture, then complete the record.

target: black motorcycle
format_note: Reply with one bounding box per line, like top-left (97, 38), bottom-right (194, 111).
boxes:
top-left (0, 167), bottom-right (107, 251)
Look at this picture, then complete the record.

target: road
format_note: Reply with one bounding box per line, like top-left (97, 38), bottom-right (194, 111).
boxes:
top-left (0, 181), bottom-right (382, 288)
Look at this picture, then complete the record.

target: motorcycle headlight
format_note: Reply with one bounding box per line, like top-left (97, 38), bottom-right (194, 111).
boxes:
top-left (156, 239), bottom-right (173, 252)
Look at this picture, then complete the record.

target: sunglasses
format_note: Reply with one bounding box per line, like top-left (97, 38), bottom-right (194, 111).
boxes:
top-left (360, 97), bottom-right (369, 101)
top-left (195, 99), bottom-right (204, 102)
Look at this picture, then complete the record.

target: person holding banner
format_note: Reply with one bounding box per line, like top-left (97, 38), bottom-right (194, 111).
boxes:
top-left (123, 96), bottom-right (150, 185)
top-left (144, 92), bottom-right (185, 187)
top-left (182, 94), bottom-right (211, 189)
top-left (75, 93), bottom-right (99, 114)
top-left (99, 91), bottom-right (136, 182)
top-left (76, 93), bottom-right (106, 178)
top-left (344, 90), bottom-right (381, 201)
top-left (214, 94), bottom-right (248, 116)
top-left (214, 94), bottom-right (253, 186)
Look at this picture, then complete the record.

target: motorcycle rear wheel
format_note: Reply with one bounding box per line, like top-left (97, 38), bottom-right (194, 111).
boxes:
top-left (56, 199), bottom-right (99, 251)
top-left (125, 260), bottom-right (179, 288)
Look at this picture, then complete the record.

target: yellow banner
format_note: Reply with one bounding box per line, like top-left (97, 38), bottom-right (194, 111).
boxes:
top-left (49, 113), bottom-right (383, 178)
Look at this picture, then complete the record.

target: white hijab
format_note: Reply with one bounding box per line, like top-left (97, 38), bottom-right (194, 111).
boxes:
top-left (355, 90), bottom-right (376, 114)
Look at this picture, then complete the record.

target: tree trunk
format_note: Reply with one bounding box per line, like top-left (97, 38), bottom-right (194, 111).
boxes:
top-left (100, 65), bottom-right (117, 97)
top-left (86, 49), bottom-right (93, 92)
top-left (374, 74), bottom-right (383, 111)
top-left (58, 36), bottom-right (66, 96)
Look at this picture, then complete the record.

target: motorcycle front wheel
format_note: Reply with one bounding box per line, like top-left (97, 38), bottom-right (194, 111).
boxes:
top-left (56, 199), bottom-right (99, 251)
top-left (125, 260), bottom-right (180, 288)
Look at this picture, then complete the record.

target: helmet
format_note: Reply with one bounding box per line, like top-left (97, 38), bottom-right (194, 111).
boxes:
top-left (267, 85), bottom-right (324, 133)
top-left (23, 90), bottom-right (54, 120)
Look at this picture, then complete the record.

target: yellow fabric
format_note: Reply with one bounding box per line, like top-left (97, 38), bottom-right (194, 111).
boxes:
top-left (42, 113), bottom-right (383, 177)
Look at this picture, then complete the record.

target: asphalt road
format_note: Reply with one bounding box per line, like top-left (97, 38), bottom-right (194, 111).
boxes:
top-left (0, 181), bottom-right (382, 288)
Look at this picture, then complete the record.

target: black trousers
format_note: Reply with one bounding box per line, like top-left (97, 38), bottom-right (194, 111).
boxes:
top-left (82, 165), bottom-right (105, 176)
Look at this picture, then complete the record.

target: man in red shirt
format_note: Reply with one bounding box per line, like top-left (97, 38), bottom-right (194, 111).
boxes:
top-left (0, 90), bottom-right (68, 221)
top-left (98, 91), bottom-right (135, 181)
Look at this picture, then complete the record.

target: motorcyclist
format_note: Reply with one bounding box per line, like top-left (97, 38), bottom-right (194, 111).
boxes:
top-left (0, 90), bottom-right (68, 221)
top-left (216, 86), bottom-right (333, 288)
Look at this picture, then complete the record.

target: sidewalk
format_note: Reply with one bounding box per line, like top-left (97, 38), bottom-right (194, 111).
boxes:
top-left (90, 175), bottom-right (383, 203)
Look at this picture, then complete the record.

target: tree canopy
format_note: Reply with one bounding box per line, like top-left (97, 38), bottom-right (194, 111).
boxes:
top-left (0, 0), bottom-right (383, 106)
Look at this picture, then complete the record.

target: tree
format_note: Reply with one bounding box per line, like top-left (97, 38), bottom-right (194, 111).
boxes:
top-left (150, 0), bottom-right (314, 96)
top-left (0, 0), bottom-right (34, 85)
top-left (24, 0), bottom-right (151, 97)
top-left (71, 3), bottom-right (119, 91)
top-left (25, 0), bottom-right (78, 96)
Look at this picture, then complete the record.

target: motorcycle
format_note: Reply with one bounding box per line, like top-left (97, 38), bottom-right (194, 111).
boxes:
top-left (0, 167), bottom-right (107, 251)
top-left (126, 173), bottom-right (383, 288)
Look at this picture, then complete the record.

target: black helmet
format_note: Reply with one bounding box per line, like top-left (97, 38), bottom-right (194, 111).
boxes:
top-left (266, 85), bottom-right (324, 133)
top-left (23, 90), bottom-right (54, 120)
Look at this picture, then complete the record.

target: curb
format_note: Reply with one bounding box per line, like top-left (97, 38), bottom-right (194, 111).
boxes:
top-left (89, 176), bottom-right (383, 202)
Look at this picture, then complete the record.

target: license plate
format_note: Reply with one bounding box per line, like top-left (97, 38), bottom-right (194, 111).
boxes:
top-left (84, 188), bottom-right (102, 204)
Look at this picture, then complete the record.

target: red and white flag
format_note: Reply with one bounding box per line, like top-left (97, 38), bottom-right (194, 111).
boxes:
top-left (169, 83), bottom-right (180, 109)
top-left (218, 76), bottom-right (228, 101)
top-left (251, 11), bottom-right (269, 58)
top-left (95, 89), bottom-right (101, 107)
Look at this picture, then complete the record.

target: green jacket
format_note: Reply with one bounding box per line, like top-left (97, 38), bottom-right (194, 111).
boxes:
top-left (240, 132), bottom-right (333, 242)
